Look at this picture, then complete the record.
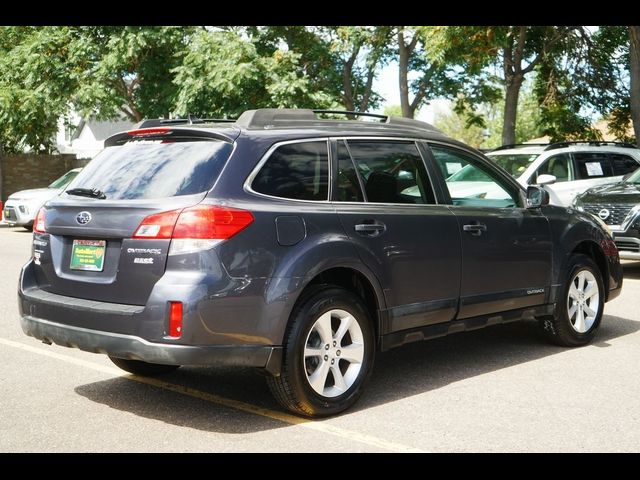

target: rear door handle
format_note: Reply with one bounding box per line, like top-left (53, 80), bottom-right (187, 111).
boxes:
top-left (355, 222), bottom-right (386, 237)
top-left (463, 223), bottom-right (487, 236)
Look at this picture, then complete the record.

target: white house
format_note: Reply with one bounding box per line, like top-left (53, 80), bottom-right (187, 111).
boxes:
top-left (56, 116), bottom-right (135, 159)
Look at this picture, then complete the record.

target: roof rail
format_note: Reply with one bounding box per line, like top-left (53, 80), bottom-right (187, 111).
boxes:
top-left (491, 143), bottom-right (549, 152)
top-left (544, 140), bottom-right (639, 151)
top-left (313, 109), bottom-right (388, 120)
top-left (235, 108), bottom-right (441, 133)
top-left (135, 117), bottom-right (236, 129)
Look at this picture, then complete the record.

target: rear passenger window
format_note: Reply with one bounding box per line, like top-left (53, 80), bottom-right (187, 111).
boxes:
top-left (610, 154), bottom-right (639, 176)
top-left (574, 153), bottom-right (613, 179)
top-left (252, 141), bottom-right (329, 201)
top-left (344, 141), bottom-right (435, 204)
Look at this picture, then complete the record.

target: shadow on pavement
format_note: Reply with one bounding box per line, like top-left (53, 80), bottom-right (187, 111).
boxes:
top-left (622, 261), bottom-right (640, 280)
top-left (75, 315), bottom-right (639, 433)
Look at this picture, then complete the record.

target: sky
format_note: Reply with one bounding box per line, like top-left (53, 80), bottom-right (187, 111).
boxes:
top-left (371, 60), bottom-right (451, 124)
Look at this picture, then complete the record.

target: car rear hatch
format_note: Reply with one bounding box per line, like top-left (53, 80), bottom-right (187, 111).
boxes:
top-left (32, 126), bottom-right (239, 305)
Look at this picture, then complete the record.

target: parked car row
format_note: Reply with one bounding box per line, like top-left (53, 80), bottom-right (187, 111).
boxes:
top-left (481, 141), bottom-right (640, 261)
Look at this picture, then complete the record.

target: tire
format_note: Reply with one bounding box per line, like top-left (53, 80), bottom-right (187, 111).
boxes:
top-left (540, 254), bottom-right (605, 347)
top-left (109, 356), bottom-right (180, 376)
top-left (267, 285), bottom-right (375, 418)
top-left (23, 225), bottom-right (33, 232)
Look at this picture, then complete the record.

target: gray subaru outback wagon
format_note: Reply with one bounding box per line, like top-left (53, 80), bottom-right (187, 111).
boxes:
top-left (19, 109), bottom-right (623, 417)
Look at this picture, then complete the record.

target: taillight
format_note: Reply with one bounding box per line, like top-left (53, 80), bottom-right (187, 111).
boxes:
top-left (133, 205), bottom-right (254, 255)
top-left (33, 208), bottom-right (46, 234)
top-left (168, 301), bottom-right (183, 338)
top-left (133, 209), bottom-right (180, 239)
top-left (172, 205), bottom-right (254, 240)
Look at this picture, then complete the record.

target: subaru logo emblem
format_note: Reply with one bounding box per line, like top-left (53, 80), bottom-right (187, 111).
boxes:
top-left (598, 209), bottom-right (610, 220)
top-left (76, 211), bottom-right (92, 225)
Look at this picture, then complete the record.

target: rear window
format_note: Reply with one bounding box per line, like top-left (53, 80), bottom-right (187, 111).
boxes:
top-left (251, 141), bottom-right (329, 201)
top-left (65, 140), bottom-right (233, 200)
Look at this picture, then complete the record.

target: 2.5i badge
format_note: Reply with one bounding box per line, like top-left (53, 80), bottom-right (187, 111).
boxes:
top-left (70, 239), bottom-right (106, 271)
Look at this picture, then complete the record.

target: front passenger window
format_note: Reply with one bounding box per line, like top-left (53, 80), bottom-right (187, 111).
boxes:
top-left (430, 145), bottom-right (520, 208)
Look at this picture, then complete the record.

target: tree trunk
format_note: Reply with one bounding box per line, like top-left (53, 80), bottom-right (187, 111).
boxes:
top-left (398, 31), bottom-right (412, 118)
top-left (630, 26), bottom-right (640, 147)
top-left (502, 74), bottom-right (523, 146)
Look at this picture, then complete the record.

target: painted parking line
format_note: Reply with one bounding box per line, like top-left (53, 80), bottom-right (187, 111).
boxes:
top-left (0, 337), bottom-right (425, 453)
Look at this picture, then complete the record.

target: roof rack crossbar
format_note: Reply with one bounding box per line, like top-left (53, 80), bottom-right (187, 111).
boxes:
top-left (544, 140), bottom-right (638, 151)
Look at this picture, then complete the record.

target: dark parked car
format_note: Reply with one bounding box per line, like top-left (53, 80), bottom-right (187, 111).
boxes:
top-left (19, 109), bottom-right (622, 417)
top-left (574, 167), bottom-right (640, 260)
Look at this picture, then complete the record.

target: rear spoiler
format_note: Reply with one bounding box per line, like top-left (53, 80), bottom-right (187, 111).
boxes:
top-left (104, 126), bottom-right (238, 147)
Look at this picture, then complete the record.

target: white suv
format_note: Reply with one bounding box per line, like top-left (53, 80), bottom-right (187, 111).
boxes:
top-left (485, 142), bottom-right (640, 206)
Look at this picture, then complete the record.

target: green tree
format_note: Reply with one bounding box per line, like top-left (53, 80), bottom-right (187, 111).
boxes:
top-left (74, 26), bottom-right (192, 122)
top-left (0, 27), bottom-right (85, 153)
top-left (383, 104), bottom-right (403, 117)
top-left (428, 26), bottom-right (579, 145)
top-left (249, 26), bottom-right (391, 113)
top-left (172, 29), bottom-right (332, 118)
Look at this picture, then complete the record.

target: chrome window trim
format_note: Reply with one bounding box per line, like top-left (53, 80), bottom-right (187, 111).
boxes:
top-left (244, 138), bottom-right (332, 204)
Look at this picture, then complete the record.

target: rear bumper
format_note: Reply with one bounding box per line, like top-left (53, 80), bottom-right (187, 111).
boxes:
top-left (20, 314), bottom-right (280, 368)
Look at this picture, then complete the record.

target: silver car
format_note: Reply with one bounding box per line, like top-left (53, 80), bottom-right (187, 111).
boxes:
top-left (3, 168), bottom-right (82, 230)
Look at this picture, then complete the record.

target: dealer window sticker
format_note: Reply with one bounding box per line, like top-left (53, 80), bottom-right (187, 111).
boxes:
top-left (585, 161), bottom-right (604, 176)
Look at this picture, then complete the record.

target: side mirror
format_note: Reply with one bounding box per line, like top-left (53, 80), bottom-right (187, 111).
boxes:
top-left (527, 185), bottom-right (550, 208)
top-left (536, 174), bottom-right (557, 186)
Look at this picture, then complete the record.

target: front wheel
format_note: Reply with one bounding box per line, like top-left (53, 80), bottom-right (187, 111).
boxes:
top-left (267, 286), bottom-right (375, 417)
top-left (109, 356), bottom-right (180, 376)
top-left (540, 254), bottom-right (604, 347)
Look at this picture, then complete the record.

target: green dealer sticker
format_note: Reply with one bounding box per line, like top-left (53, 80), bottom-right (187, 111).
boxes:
top-left (70, 239), bottom-right (106, 272)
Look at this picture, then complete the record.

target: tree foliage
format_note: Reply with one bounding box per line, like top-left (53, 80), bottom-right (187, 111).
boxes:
top-left (0, 25), bottom-right (637, 154)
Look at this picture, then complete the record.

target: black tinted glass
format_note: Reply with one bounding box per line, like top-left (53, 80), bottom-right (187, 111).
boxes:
top-left (574, 152), bottom-right (613, 179)
top-left (336, 141), bottom-right (364, 202)
top-left (252, 141), bottom-right (328, 201)
top-left (66, 140), bottom-right (232, 200)
top-left (610, 154), bottom-right (639, 176)
top-left (346, 141), bottom-right (435, 204)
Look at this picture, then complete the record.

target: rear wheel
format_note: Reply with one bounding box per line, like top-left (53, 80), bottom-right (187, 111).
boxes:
top-left (540, 254), bottom-right (604, 347)
top-left (267, 286), bottom-right (375, 418)
top-left (109, 356), bottom-right (180, 376)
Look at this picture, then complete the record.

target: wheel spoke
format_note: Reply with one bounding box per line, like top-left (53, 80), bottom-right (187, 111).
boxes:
top-left (583, 304), bottom-right (597, 320)
top-left (331, 365), bottom-right (347, 392)
top-left (304, 346), bottom-right (323, 359)
top-left (568, 303), bottom-right (578, 320)
top-left (584, 281), bottom-right (599, 299)
top-left (307, 359), bottom-right (331, 394)
top-left (339, 343), bottom-right (364, 363)
top-left (314, 311), bottom-right (333, 345)
top-left (577, 272), bottom-right (586, 293)
top-left (574, 306), bottom-right (586, 332)
top-left (334, 314), bottom-right (354, 345)
top-left (569, 284), bottom-right (580, 301)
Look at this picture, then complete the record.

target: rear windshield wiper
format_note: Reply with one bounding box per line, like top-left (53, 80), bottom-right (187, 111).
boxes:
top-left (65, 188), bottom-right (107, 199)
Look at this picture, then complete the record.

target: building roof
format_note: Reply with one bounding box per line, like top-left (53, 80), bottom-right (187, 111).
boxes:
top-left (72, 119), bottom-right (135, 141)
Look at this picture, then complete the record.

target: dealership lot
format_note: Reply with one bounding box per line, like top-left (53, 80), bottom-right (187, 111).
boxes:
top-left (1, 225), bottom-right (640, 452)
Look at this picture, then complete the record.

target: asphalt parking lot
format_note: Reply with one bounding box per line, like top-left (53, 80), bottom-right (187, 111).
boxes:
top-left (1, 225), bottom-right (640, 452)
